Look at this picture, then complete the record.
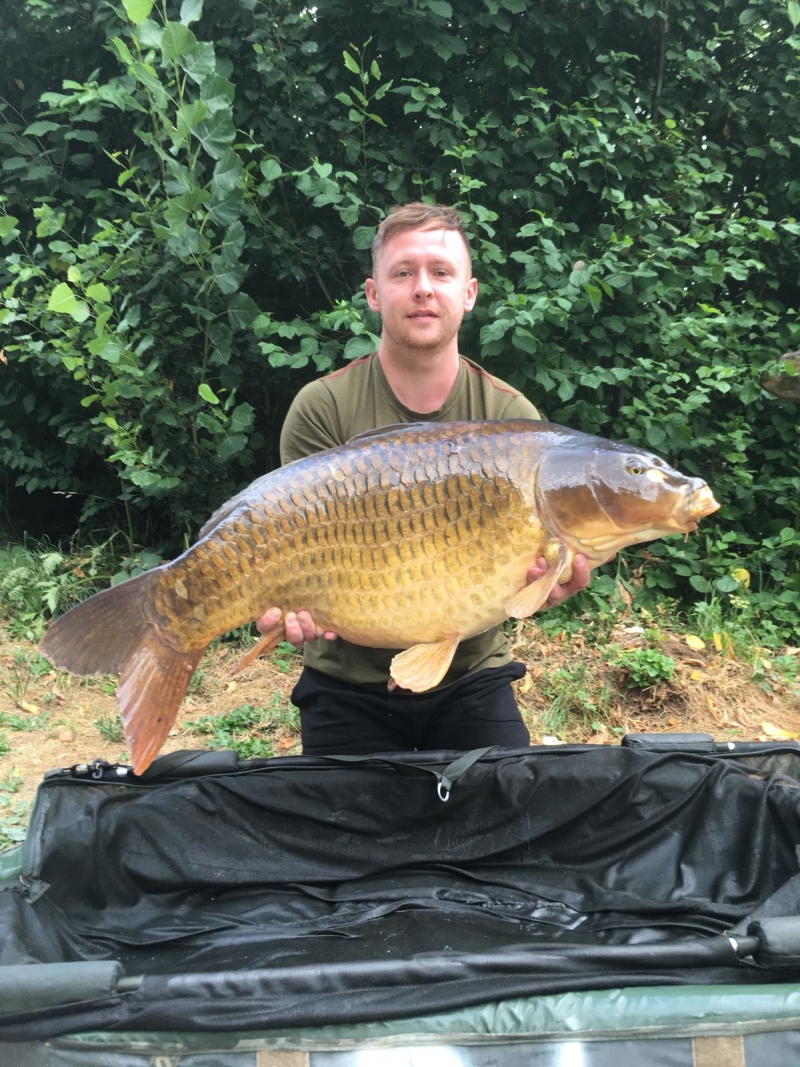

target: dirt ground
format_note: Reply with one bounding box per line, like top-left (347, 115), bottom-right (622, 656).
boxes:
top-left (2, 620), bottom-right (799, 813)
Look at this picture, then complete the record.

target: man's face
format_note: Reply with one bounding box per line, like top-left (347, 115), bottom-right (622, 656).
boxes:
top-left (365, 226), bottom-right (478, 355)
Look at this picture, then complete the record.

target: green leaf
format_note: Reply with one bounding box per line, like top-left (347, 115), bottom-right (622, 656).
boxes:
top-left (181, 40), bottom-right (216, 84)
top-left (789, 0), bottom-right (800, 27)
top-left (23, 121), bottom-right (61, 136)
top-left (86, 283), bottom-right (112, 303)
top-left (136, 18), bottom-right (163, 48)
top-left (194, 110), bottom-right (236, 160)
top-left (47, 282), bottom-right (78, 315)
top-left (217, 434), bottom-right (248, 462)
top-left (220, 219), bottom-right (246, 263)
top-left (343, 51), bottom-right (360, 74)
top-left (353, 225), bottom-right (376, 250)
top-left (117, 166), bottom-right (138, 187)
top-left (259, 158), bottom-right (282, 181)
top-left (123, 0), bottom-right (155, 24)
top-left (211, 149), bottom-right (243, 198)
top-left (227, 293), bottom-right (260, 331)
top-left (175, 100), bottom-right (208, 141)
top-left (131, 60), bottom-right (168, 107)
top-left (161, 22), bottom-right (197, 60)
top-left (423, 0), bottom-right (453, 16)
top-left (211, 258), bottom-right (247, 295)
top-left (198, 383), bottom-right (220, 404)
top-left (583, 283), bottom-right (602, 312)
top-left (344, 336), bottom-right (377, 360)
top-left (199, 73), bottom-right (234, 111)
top-left (180, 0), bottom-right (204, 24)
top-left (110, 36), bottom-right (135, 65)
top-left (0, 216), bottom-right (19, 239)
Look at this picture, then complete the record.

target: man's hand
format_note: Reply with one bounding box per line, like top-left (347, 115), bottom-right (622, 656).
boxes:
top-left (256, 607), bottom-right (337, 648)
top-left (527, 552), bottom-right (593, 609)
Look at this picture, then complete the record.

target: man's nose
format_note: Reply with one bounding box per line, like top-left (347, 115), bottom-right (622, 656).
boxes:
top-left (414, 271), bottom-right (433, 297)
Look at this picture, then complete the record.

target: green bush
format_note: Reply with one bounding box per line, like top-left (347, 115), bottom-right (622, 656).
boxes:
top-left (611, 647), bottom-right (677, 689)
top-left (0, 0), bottom-right (798, 634)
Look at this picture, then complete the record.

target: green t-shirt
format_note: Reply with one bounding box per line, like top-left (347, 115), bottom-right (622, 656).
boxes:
top-left (280, 352), bottom-right (541, 689)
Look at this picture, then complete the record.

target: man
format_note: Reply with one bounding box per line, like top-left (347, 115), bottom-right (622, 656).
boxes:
top-left (257, 202), bottom-right (591, 754)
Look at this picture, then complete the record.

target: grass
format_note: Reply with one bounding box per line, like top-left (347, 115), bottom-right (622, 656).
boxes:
top-left (192, 696), bottom-right (299, 759)
top-left (0, 771), bottom-right (29, 851)
top-left (94, 714), bottom-right (124, 744)
top-left (536, 662), bottom-right (614, 738)
top-left (5, 649), bottom-right (52, 705)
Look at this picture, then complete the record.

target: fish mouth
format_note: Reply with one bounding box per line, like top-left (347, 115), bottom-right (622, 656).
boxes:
top-left (681, 484), bottom-right (720, 530)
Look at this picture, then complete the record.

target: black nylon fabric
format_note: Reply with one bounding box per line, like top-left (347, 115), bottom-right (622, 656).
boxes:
top-left (2, 743), bottom-right (800, 1039)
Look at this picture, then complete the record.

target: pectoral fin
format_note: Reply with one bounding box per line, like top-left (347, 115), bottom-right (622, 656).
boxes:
top-left (504, 543), bottom-right (569, 619)
top-left (390, 635), bottom-right (461, 693)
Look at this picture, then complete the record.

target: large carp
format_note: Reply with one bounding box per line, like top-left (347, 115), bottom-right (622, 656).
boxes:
top-left (40, 420), bottom-right (719, 773)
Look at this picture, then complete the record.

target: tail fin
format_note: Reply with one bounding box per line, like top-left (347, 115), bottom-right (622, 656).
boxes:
top-left (40, 571), bottom-right (202, 775)
top-left (117, 638), bottom-right (202, 775)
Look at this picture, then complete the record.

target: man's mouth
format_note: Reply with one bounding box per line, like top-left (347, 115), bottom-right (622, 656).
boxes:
top-left (408, 310), bottom-right (437, 319)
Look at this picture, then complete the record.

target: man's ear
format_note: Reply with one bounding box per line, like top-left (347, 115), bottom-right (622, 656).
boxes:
top-left (464, 277), bottom-right (478, 312)
top-left (365, 277), bottom-right (380, 312)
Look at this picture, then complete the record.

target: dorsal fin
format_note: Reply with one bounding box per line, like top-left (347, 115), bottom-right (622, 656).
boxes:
top-left (346, 421), bottom-right (437, 444)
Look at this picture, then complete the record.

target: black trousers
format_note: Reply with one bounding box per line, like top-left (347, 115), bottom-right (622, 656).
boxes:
top-left (292, 662), bottom-right (530, 755)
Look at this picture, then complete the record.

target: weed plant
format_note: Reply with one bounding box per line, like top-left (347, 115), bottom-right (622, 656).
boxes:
top-left (94, 715), bottom-right (124, 744)
top-left (609, 647), bottom-right (677, 689)
top-left (538, 663), bottom-right (613, 738)
top-left (192, 697), bottom-right (299, 760)
top-left (0, 538), bottom-right (121, 640)
top-left (0, 783), bottom-right (30, 852)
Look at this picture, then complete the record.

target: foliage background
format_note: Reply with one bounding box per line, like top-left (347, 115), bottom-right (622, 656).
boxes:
top-left (1, 0), bottom-right (798, 636)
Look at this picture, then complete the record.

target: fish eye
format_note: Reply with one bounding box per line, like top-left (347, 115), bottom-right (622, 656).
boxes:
top-left (627, 464), bottom-right (645, 476)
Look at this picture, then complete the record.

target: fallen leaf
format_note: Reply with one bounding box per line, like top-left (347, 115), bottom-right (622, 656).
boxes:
top-left (690, 670), bottom-right (703, 681)
top-left (685, 634), bottom-right (706, 652)
top-left (761, 721), bottom-right (797, 741)
top-left (541, 735), bottom-right (565, 746)
top-left (18, 701), bottom-right (39, 714)
top-left (734, 708), bottom-right (750, 728)
top-left (225, 681), bottom-right (238, 694)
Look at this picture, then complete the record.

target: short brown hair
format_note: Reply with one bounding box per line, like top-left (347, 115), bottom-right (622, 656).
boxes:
top-left (371, 202), bottom-right (472, 270)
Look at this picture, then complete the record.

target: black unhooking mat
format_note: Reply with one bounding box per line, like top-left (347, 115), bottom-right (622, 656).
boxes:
top-left (3, 737), bottom-right (800, 1041)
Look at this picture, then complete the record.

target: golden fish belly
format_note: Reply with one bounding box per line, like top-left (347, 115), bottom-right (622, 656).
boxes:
top-left (151, 430), bottom-right (546, 651)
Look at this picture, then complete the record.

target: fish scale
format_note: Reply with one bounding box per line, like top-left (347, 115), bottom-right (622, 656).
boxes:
top-left (40, 419), bottom-right (719, 773)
